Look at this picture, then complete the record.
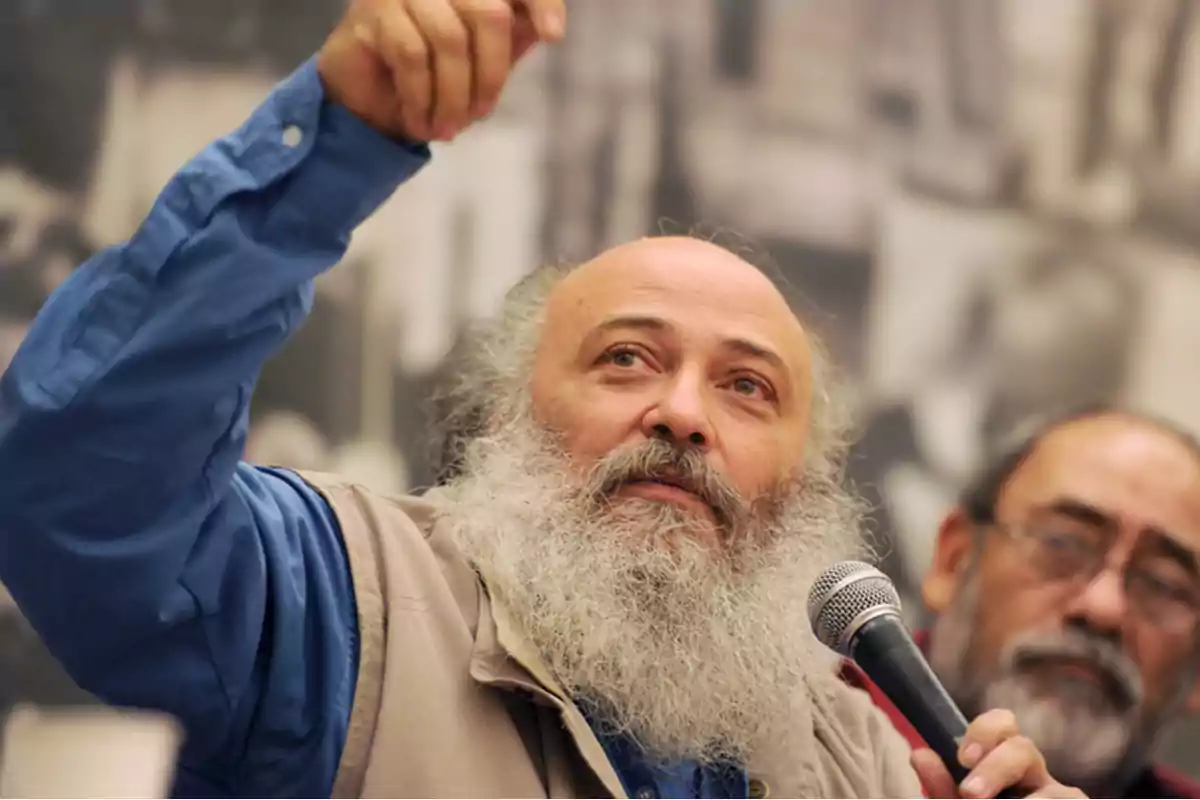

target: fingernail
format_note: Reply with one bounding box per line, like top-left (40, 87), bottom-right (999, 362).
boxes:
top-left (960, 742), bottom-right (983, 767)
top-left (960, 777), bottom-right (986, 797)
top-left (543, 11), bottom-right (564, 38)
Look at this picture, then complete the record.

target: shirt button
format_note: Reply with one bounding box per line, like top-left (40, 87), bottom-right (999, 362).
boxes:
top-left (635, 788), bottom-right (658, 799)
top-left (281, 125), bottom-right (304, 147)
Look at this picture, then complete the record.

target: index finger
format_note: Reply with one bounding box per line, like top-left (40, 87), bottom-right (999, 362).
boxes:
top-left (959, 709), bottom-right (1020, 767)
top-left (960, 736), bottom-right (1046, 798)
top-left (515, 0), bottom-right (565, 41)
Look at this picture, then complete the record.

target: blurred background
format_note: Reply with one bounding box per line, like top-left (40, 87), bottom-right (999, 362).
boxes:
top-left (5, 0), bottom-right (1200, 779)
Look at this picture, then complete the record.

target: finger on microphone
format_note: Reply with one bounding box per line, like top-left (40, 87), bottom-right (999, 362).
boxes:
top-left (960, 734), bottom-right (1042, 799)
top-left (960, 708), bottom-right (1020, 764)
top-left (911, 747), bottom-right (959, 799)
top-left (960, 740), bottom-right (984, 768)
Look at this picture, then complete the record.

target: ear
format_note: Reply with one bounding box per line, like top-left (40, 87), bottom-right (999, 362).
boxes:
top-left (921, 508), bottom-right (977, 615)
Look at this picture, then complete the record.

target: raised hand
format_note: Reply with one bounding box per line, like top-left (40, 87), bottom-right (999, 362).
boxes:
top-left (317, 0), bottom-right (565, 142)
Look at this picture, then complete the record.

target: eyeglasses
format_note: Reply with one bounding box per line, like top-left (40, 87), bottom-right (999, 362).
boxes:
top-left (986, 512), bottom-right (1200, 635)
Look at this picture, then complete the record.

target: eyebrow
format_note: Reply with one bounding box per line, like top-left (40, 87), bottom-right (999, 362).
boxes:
top-left (1043, 499), bottom-right (1117, 530)
top-left (1138, 530), bottom-right (1200, 577)
top-left (586, 314), bottom-right (790, 374)
top-left (1041, 499), bottom-right (1200, 576)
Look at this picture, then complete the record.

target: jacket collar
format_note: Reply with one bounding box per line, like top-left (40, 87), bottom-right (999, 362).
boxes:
top-left (420, 491), bottom-right (627, 798)
top-left (468, 584), bottom-right (628, 799)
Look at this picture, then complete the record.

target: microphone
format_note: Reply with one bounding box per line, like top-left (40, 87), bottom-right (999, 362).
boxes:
top-left (807, 561), bottom-right (1022, 798)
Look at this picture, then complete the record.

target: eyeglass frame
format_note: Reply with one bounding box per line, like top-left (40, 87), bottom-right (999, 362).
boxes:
top-left (967, 500), bottom-right (1200, 636)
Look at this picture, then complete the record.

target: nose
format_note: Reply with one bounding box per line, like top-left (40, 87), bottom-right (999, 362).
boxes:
top-left (1064, 565), bottom-right (1127, 638)
top-left (641, 373), bottom-right (713, 449)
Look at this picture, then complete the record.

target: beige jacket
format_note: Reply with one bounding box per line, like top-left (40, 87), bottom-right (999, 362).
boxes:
top-left (300, 472), bottom-right (924, 799)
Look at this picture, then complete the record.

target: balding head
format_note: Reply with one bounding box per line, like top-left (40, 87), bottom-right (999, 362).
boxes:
top-left (433, 234), bottom-right (867, 762)
top-left (544, 236), bottom-right (803, 348)
top-left (432, 235), bottom-right (849, 489)
top-left (530, 237), bottom-right (817, 520)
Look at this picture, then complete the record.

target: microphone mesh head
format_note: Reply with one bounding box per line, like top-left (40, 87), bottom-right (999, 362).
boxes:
top-left (807, 560), bottom-right (902, 653)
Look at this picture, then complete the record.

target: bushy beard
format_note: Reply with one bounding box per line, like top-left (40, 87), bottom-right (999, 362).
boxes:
top-left (441, 413), bottom-right (867, 764)
top-left (928, 572), bottom-right (1189, 792)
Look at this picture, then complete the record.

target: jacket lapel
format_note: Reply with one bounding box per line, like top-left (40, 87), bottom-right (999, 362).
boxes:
top-left (468, 587), bottom-right (628, 799)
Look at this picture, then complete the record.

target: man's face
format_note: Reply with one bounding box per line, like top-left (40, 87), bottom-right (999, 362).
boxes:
top-left (444, 238), bottom-right (865, 762)
top-left (528, 236), bottom-right (815, 549)
top-left (926, 416), bottom-right (1200, 788)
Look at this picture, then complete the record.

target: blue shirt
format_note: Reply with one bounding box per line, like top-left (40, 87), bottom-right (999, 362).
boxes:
top-left (590, 720), bottom-right (749, 799)
top-left (0, 58), bottom-right (747, 799)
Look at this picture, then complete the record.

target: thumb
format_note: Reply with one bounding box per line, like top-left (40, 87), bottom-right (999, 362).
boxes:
top-left (911, 748), bottom-right (961, 799)
top-left (511, 10), bottom-right (541, 63)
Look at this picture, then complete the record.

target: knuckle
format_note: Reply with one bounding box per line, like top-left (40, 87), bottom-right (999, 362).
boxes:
top-left (395, 38), bottom-right (429, 67)
top-left (463, 0), bottom-right (514, 27)
top-left (1012, 734), bottom-right (1039, 758)
top-left (1001, 715), bottom-right (1021, 739)
top-left (981, 707), bottom-right (1019, 736)
top-left (430, 23), bottom-right (469, 55)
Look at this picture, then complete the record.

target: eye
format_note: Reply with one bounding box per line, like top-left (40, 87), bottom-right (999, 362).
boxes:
top-left (1130, 556), bottom-right (1197, 601)
top-left (1034, 530), bottom-right (1094, 572)
top-left (728, 374), bottom-right (774, 401)
top-left (598, 345), bottom-right (649, 369)
top-left (1128, 568), bottom-right (1195, 606)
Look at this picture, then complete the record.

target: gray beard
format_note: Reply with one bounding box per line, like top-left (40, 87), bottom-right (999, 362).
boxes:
top-left (928, 573), bottom-right (1188, 793)
top-left (440, 414), bottom-right (867, 764)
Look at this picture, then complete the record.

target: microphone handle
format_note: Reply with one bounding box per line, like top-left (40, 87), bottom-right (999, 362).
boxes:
top-left (850, 615), bottom-right (1022, 799)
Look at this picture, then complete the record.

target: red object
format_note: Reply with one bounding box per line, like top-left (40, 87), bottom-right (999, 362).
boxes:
top-left (837, 658), bottom-right (934, 797)
top-left (836, 630), bottom-right (1200, 798)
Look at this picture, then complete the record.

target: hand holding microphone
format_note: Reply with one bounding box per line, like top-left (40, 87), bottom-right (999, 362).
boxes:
top-left (808, 562), bottom-right (1086, 799)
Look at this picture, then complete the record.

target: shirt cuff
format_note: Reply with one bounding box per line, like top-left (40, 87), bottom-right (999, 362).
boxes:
top-left (189, 56), bottom-right (432, 240)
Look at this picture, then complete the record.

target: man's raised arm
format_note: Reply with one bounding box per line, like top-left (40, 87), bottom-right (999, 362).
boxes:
top-left (0, 58), bottom-right (427, 794)
top-left (0, 0), bottom-right (564, 794)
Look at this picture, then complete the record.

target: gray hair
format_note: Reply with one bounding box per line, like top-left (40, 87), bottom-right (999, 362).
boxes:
top-left (428, 253), bottom-right (856, 485)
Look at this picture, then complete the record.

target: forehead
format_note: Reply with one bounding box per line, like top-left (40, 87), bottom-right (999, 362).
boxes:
top-left (540, 237), bottom-right (812, 372)
top-left (999, 416), bottom-right (1200, 548)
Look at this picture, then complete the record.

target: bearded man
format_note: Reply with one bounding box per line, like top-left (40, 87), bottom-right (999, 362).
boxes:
top-left (897, 407), bottom-right (1200, 798)
top-left (0, 1), bottom-right (1082, 797)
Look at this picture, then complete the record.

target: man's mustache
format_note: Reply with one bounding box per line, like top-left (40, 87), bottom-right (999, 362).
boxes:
top-left (583, 439), bottom-right (748, 527)
top-left (1006, 628), bottom-right (1144, 710)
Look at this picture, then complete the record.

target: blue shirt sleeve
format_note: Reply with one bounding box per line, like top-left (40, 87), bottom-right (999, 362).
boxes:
top-left (0, 58), bottom-right (430, 797)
